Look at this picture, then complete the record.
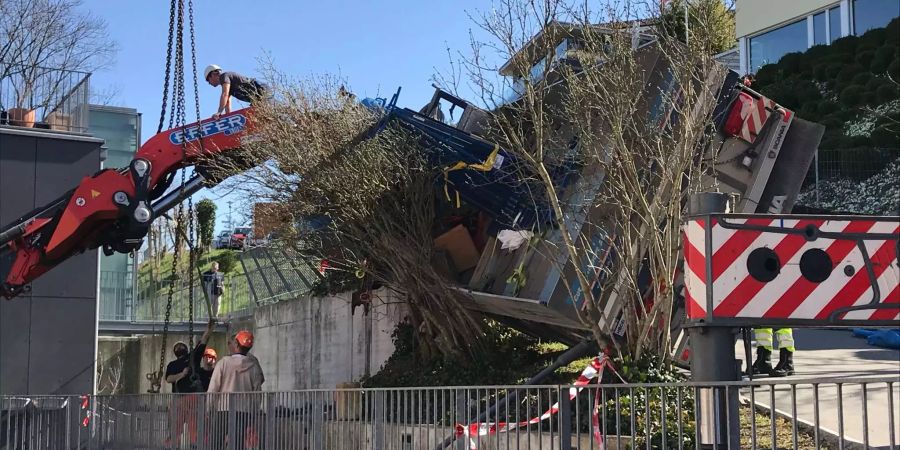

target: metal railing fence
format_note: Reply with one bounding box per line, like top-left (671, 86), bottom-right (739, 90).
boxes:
top-left (0, 62), bottom-right (91, 133)
top-left (2, 376), bottom-right (897, 449)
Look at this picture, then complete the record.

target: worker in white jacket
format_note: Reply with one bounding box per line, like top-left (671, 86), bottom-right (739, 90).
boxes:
top-left (208, 330), bottom-right (265, 449)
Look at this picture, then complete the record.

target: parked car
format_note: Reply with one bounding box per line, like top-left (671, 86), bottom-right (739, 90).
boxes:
top-left (214, 231), bottom-right (231, 249)
top-left (229, 227), bottom-right (253, 250)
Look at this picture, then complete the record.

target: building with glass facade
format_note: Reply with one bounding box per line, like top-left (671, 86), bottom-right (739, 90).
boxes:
top-left (737, 0), bottom-right (899, 74)
top-left (88, 105), bottom-right (141, 322)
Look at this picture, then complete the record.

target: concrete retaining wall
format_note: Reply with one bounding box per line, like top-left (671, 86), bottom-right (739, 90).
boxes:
top-left (99, 289), bottom-right (406, 393)
top-left (242, 289), bottom-right (406, 391)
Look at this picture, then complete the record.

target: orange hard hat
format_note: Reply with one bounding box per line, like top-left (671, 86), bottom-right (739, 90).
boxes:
top-left (204, 348), bottom-right (218, 359)
top-left (234, 330), bottom-right (254, 348)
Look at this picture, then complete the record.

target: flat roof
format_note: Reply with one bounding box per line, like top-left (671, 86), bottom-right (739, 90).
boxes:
top-left (0, 125), bottom-right (104, 144)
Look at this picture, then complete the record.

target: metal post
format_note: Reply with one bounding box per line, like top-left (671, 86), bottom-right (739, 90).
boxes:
top-left (312, 392), bottom-right (324, 450)
top-left (373, 391), bottom-right (385, 450)
top-left (814, 149), bottom-right (820, 204)
top-left (687, 192), bottom-right (741, 449)
top-left (455, 390), bottom-right (468, 450)
top-left (559, 388), bottom-right (572, 450)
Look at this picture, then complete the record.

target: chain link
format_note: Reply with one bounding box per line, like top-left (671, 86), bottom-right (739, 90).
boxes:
top-left (156, 0), bottom-right (177, 134)
top-left (151, 0), bottom-right (180, 393)
top-left (185, 0), bottom-right (202, 348)
top-left (153, 0), bottom-right (199, 393)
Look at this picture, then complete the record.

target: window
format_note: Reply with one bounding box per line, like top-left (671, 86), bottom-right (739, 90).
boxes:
top-left (554, 39), bottom-right (568, 60)
top-left (814, 12), bottom-right (827, 45)
top-left (829, 7), bottom-right (842, 42)
top-left (854, 0), bottom-right (900, 35)
top-left (749, 19), bottom-right (808, 72)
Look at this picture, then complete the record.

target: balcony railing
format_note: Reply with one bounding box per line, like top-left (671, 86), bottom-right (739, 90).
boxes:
top-left (0, 62), bottom-right (91, 133)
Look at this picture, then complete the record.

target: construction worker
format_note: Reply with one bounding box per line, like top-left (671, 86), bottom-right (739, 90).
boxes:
top-left (164, 341), bottom-right (199, 447)
top-left (204, 64), bottom-right (269, 119)
top-left (208, 330), bottom-right (265, 449)
top-left (751, 328), bottom-right (795, 377)
top-left (202, 262), bottom-right (225, 318)
top-left (192, 318), bottom-right (218, 391)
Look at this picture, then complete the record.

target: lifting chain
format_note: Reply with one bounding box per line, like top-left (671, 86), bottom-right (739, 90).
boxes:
top-left (156, 0), bottom-right (176, 134)
top-left (149, 0), bottom-right (204, 393)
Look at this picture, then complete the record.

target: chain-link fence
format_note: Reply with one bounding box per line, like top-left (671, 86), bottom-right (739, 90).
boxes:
top-left (800, 147), bottom-right (900, 214)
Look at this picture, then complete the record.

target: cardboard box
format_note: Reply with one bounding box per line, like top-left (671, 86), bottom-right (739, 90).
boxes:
top-left (434, 224), bottom-right (480, 272)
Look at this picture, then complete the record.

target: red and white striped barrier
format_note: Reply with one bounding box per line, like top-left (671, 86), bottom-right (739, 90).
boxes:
top-left (726, 92), bottom-right (792, 144)
top-left (455, 354), bottom-right (620, 450)
top-left (684, 214), bottom-right (900, 326)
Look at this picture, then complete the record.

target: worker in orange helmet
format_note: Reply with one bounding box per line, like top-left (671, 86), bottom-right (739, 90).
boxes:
top-left (208, 329), bottom-right (265, 449)
top-left (192, 319), bottom-right (218, 392)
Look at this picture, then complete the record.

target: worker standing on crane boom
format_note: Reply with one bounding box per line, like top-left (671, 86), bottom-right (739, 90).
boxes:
top-left (204, 64), bottom-right (268, 119)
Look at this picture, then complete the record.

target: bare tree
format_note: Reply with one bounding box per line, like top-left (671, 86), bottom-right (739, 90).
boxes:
top-left (96, 350), bottom-right (125, 394)
top-left (0, 0), bottom-right (116, 112)
top-left (215, 71), bottom-right (484, 358)
top-left (452, 0), bottom-right (729, 362)
top-left (212, 1), bottom-right (732, 365)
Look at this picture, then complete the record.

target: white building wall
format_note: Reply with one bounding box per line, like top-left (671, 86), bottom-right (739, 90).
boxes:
top-left (736, 0), bottom-right (839, 38)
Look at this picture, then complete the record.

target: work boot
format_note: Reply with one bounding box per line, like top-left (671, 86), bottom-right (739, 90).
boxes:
top-left (751, 347), bottom-right (773, 376)
top-left (770, 348), bottom-right (795, 377)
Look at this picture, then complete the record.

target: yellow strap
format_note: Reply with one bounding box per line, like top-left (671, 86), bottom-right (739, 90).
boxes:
top-left (442, 144), bottom-right (500, 208)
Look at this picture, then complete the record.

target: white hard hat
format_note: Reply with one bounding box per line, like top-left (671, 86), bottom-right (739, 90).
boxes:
top-left (204, 64), bottom-right (221, 80)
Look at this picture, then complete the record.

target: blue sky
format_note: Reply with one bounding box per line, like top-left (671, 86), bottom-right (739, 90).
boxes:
top-left (83, 0), bottom-right (494, 233)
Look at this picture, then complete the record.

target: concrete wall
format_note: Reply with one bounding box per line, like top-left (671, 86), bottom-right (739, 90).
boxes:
top-left (736, 0), bottom-right (837, 37)
top-left (242, 289), bottom-right (406, 391)
top-left (101, 290), bottom-right (406, 393)
top-left (0, 128), bottom-right (104, 395)
top-left (99, 332), bottom-right (229, 393)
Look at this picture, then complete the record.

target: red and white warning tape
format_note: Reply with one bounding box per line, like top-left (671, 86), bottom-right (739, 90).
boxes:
top-left (80, 395), bottom-right (90, 427)
top-left (454, 354), bottom-right (620, 450)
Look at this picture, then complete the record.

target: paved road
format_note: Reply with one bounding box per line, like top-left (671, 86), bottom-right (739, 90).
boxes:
top-left (736, 328), bottom-right (900, 448)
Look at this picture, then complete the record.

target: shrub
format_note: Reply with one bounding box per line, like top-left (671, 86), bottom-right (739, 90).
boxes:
top-left (872, 126), bottom-right (899, 147)
top-left (818, 100), bottom-right (839, 116)
top-left (870, 45), bottom-right (897, 73)
top-left (852, 72), bottom-right (874, 88)
top-left (825, 62), bottom-right (844, 79)
top-left (216, 250), bottom-right (238, 273)
top-left (754, 64), bottom-right (780, 86)
top-left (889, 59), bottom-right (900, 80)
top-left (860, 27), bottom-right (887, 48)
top-left (866, 76), bottom-right (889, 92)
top-left (850, 134), bottom-right (872, 147)
top-left (777, 52), bottom-right (806, 74)
top-left (806, 44), bottom-right (832, 60)
top-left (864, 91), bottom-right (878, 104)
top-left (813, 62), bottom-right (831, 81)
top-left (840, 85), bottom-right (865, 107)
top-left (800, 102), bottom-right (820, 120)
top-left (830, 35), bottom-right (859, 55)
top-left (887, 18), bottom-right (900, 45)
top-left (792, 80), bottom-right (821, 102)
top-left (837, 64), bottom-right (865, 83)
top-left (856, 50), bottom-right (876, 69)
top-left (602, 354), bottom-right (695, 448)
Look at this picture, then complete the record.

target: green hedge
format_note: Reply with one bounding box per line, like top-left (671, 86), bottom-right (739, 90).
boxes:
top-left (752, 18), bottom-right (899, 159)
